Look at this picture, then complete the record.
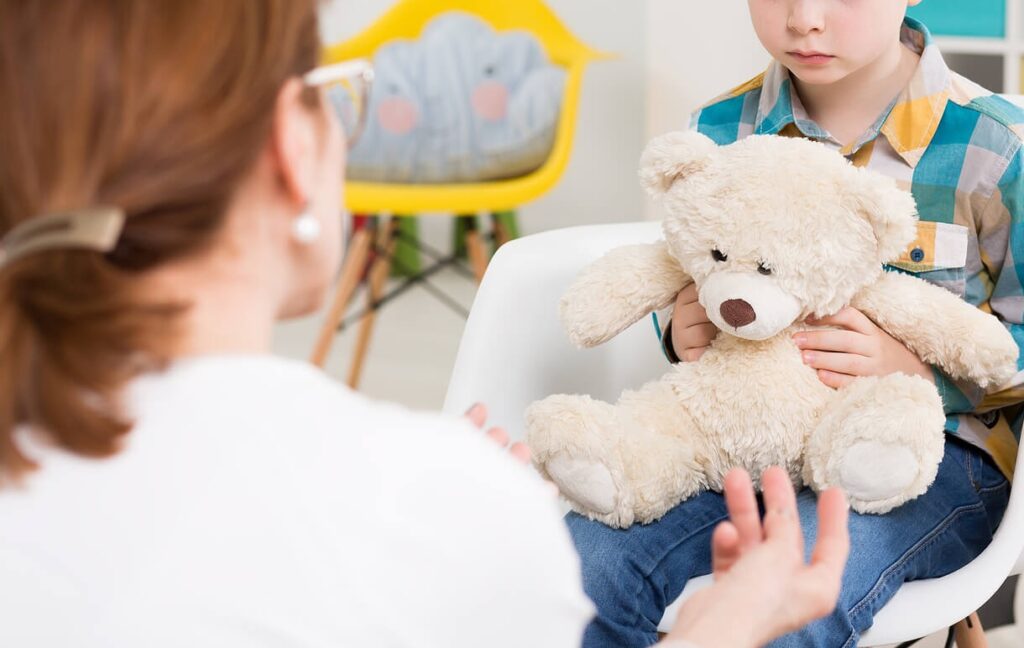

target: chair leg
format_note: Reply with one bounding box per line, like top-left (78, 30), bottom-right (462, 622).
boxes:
top-left (463, 216), bottom-right (489, 283)
top-left (310, 226), bottom-right (373, 368)
top-left (953, 612), bottom-right (987, 648)
top-left (347, 218), bottom-right (399, 388)
top-left (491, 210), bottom-right (519, 252)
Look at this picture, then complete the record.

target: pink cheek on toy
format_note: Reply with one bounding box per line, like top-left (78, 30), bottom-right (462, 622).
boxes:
top-left (471, 80), bottom-right (509, 122)
top-left (377, 97), bottom-right (419, 135)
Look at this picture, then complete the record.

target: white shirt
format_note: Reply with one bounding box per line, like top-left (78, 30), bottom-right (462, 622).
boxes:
top-left (0, 355), bottom-right (593, 647)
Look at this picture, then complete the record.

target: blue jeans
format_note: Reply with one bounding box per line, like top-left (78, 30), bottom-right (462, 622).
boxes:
top-left (568, 438), bottom-right (1011, 647)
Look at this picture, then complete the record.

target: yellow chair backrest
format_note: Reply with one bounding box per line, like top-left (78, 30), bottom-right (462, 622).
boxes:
top-left (324, 0), bottom-right (609, 215)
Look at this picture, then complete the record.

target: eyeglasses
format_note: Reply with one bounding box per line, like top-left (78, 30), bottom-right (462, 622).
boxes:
top-left (304, 59), bottom-right (374, 150)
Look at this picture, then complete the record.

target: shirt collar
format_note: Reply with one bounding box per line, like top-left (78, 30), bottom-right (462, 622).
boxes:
top-left (753, 17), bottom-right (951, 167)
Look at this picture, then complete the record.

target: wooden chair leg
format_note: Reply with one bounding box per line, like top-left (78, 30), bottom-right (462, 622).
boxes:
top-left (464, 217), bottom-right (489, 283)
top-left (953, 612), bottom-right (987, 648)
top-left (310, 226), bottom-right (373, 368)
top-left (491, 210), bottom-right (518, 251)
top-left (347, 218), bottom-right (399, 388)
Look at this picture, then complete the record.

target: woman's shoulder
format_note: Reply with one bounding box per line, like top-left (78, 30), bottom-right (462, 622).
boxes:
top-left (132, 353), bottom-right (556, 512)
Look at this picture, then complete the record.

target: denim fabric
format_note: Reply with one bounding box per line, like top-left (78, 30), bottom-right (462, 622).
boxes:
top-left (568, 438), bottom-right (1010, 647)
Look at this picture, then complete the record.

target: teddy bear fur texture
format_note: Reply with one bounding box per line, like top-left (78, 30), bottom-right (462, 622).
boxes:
top-left (526, 131), bottom-right (1019, 529)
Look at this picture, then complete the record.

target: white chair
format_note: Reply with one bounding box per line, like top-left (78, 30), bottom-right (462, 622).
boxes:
top-left (442, 221), bottom-right (1024, 645)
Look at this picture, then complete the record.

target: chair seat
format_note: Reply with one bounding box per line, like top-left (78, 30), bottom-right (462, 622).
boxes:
top-left (443, 221), bottom-right (1024, 646)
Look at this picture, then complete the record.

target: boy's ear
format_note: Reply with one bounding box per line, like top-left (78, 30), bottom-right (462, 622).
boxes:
top-left (846, 168), bottom-right (919, 262)
top-left (639, 131), bottom-right (718, 197)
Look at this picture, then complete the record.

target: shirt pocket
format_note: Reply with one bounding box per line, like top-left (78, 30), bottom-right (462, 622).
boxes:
top-left (884, 221), bottom-right (970, 298)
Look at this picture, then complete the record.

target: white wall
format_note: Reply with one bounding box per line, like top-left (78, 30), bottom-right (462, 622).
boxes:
top-left (645, 1), bottom-right (769, 137)
top-left (643, 1), bottom-right (769, 218)
top-left (319, 0), bottom-right (648, 238)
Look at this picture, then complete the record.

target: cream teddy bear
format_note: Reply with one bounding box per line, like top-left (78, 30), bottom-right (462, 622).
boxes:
top-left (526, 131), bottom-right (1019, 529)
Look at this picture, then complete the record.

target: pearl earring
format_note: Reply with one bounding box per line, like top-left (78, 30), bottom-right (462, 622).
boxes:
top-left (291, 208), bottom-right (321, 244)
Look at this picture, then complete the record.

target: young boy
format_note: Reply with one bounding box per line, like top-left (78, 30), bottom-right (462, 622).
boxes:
top-left (570, 1), bottom-right (1024, 646)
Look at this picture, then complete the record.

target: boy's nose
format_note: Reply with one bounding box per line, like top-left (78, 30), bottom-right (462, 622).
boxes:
top-left (787, 0), bottom-right (825, 35)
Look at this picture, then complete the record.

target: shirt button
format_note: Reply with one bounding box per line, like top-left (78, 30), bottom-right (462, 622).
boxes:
top-left (910, 247), bottom-right (925, 262)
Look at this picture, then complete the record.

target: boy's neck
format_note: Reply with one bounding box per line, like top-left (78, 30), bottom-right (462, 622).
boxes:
top-left (791, 40), bottom-right (920, 148)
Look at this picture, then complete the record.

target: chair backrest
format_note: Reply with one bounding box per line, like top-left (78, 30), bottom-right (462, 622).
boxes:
top-left (443, 222), bottom-right (665, 439)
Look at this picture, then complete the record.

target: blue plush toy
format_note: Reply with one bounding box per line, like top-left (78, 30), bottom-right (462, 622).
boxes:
top-left (333, 12), bottom-right (566, 184)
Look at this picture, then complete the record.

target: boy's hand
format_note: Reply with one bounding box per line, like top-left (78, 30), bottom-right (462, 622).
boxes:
top-left (671, 283), bottom-right (720, 362)
top-left (793, 307), bottom-right (935, 389)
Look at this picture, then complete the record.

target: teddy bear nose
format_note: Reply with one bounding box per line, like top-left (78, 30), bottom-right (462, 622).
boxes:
top-left (720, 299), bottom-right (756, 328)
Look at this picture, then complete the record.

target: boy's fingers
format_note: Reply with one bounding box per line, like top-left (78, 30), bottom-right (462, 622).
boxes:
top-left (817, 369), bottom-right (854, 390)
top-left (711, 521), bottom-right (741, 575)
top-left (681, 347), bottom-right (708, 363)
top-left (794, 329), bottom-right (868, 355)
top-left (679, 323), bottom-right (718, 348)
top-left (802, 350), bottom-right (868, 377)
top-left (465, 403), bottom-right (487, 428)
top-left (808, 307), bottom-right (874, 335)
top-left (723, 468), bottom-right (762, 549)
top-left (677, 299), bottom-right (712, 324)
top-left (678, 282), bottom-right (699, 303)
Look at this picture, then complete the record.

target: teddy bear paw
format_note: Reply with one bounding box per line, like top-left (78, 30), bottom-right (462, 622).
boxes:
top-left (546, 454), bottom-right (619, 515)
top-left (839, 441), bottom-right (920, 513)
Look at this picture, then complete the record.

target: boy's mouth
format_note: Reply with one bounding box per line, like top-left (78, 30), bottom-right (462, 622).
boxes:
top-left (788, 51), bottom-right (835, 65)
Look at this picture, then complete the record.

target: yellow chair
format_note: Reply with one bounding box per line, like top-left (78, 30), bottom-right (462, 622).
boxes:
top-left (311, 0), bottom-right (608, 385)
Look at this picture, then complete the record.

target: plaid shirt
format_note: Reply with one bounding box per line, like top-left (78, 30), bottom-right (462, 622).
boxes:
top-left (659, 18), bottom-right (1024, 477)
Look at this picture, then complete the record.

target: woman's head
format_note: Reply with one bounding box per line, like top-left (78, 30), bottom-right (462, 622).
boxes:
top-left (747, 0), bottom-right (923, 87)
top-left (0, 0), bottom-right (344, 479)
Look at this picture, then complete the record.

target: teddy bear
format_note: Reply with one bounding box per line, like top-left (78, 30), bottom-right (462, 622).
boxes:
top-left (525, 131), bottom-right (1019, 529)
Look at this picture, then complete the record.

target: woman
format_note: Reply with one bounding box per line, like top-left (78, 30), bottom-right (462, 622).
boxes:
top-left (0, 2), bottom-right (845, 646)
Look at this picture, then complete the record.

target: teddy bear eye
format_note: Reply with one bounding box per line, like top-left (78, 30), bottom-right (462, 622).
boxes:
top-left (711, 249), bottom-right (727, 262)
top-left (757, 262), bottom-right (773, 276)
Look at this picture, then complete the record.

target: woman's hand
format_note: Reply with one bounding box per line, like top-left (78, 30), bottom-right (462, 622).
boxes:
top-left (794, 307), bottom-right (934, 389)
top-left (665, 467), bottom-right (850, 648)
top-left (465, 403), bottom-right (530, 465)
top-left (670, 283), bottom-right (719, 362)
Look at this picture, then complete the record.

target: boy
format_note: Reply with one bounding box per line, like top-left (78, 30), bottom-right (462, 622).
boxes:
top-left (570, 1), bottom-right (1023, 646)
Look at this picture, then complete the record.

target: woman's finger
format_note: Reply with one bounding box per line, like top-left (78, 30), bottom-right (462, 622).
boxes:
top-left (711, 521), bottom-right (741, 575)
top-left (723, 468), bottom-right (762, 549)
top-left (486, 426), bottom-right (509, 447)
top-left (809, 488), bottom-right (850, 574)
top-left (681, 347), bottom-right (708, 362)
top-left (509, 441), bottom-right (531, 465)
top-left (465, 403), bottom-right (487, 429)
top-left (761, 466), bottom-right (801, 547)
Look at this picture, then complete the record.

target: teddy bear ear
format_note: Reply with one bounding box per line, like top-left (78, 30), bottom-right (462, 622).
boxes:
top-left (638, 131), bottom-right (718, 196)
top-left (846, 168), bottom-right (919, 262)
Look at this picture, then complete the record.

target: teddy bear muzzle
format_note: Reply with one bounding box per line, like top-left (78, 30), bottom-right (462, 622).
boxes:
top-left (699, 271), bottom-right (802, 340)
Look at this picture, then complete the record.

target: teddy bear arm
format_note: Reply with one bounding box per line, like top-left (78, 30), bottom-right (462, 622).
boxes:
top-left (560, 241), bottom-right (690, 348)
top-left (851, 271), bottom-right (1018, 389)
